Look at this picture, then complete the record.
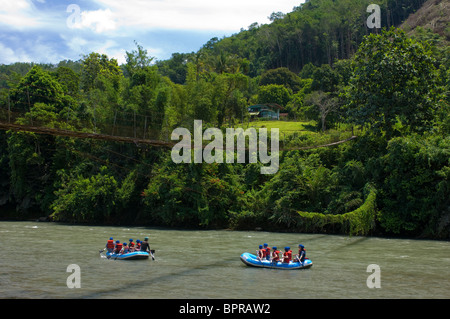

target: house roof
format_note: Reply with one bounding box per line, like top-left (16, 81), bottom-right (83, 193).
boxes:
top-left (248, 103), bottom-right (284, 110)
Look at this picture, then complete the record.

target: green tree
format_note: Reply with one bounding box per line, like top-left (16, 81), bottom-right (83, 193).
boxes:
top-left (121, 44), bottom-right (163, 135)
top-left (142, 159), bottom-right (241, 228)
top-left (10, 65), bottom-right (65, 112)
top-left (7, 129), bottom-right (60, 214)
top-left (345, 27), bottom-right (440, 138)
top-left (257, 84), bottom-right (291, 107)
top-left (80, 53), bottom-right (122, 92)
top-left (213, 72), bottom-right (249, 125)
top-left (259, 67), bottom-right (302, 92)
top-left (378, 134), bottom-right (449, 237)
top-left (311, 64), bottom-right (340, 93)
top-left (50, 167), bottom-right (136, 223)
top-left (259, 153), bottom-right (338, 228)
top-left (184, 63), bottom-right (216, 124)
top-left (0, 132), bottom-right (10, 212)
top-left (53, 66), bottom-right (80, 97)
top-left (124, 41), bottom-right (155, 78)
top-left (156, 52), bottom-right (190, 84)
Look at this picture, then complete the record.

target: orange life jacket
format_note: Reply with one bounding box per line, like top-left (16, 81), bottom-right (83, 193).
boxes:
top-left (272, 250), bottom-right (280, 261)
top-left (107, 240), bottom-right (115, 249)
top-left (283, 250), bottom-right (292, 263)
top-left (258, 249), bottom-right (265, 259)
top-left (114, 243), bottom-right (123, 253)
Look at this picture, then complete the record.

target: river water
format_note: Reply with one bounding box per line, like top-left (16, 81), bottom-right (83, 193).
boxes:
top-left (0, 221), bottom-right (449, 299)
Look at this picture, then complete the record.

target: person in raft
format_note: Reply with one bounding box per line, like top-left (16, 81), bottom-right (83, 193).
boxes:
top-left (120, 243), bottom-right (130, 254)
top-left (257, 245), bottom-right (265, 260)
top-left (294, 244), bottom-right (306, 264)
top-left (282, 247), bottom-right (292, 263)
top-left (135, 239), bottom-right (141, 251)
top-left (128, 239), bottom-right (135, 252)
top-left (271, 246), bottom-right (281, 263)
top-left (263, 243), bottom-right (271, 261)
top-left (114, 241), bottom-right (122, 254)
top-left (140, 237), bottom-right (151, 253)
top-left (105, 237), bottom-right (115, 253)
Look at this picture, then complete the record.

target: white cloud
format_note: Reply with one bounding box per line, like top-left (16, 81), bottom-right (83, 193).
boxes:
top-left (0, 0), bottom-right (305, 64)
top-left (76, 8), bottom-right (118, 33)
top-left (0, 0), bottom-right (43, 29)
top-left (0, 42), bottom-right (32, 64)
top-left (0, 42), bottom-right (20, 64)
top-left (30, 38), bottom-right (63, 63)
top-left (62, 35), bottom-right (88, 54)
top-left (1, 0), bottom-right (303, 33)
top-left (86, 0), bottom-right (302, 32)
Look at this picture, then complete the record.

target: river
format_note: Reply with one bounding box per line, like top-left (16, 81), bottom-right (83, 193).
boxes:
top-left (0, 221), bottom-right (449, 299)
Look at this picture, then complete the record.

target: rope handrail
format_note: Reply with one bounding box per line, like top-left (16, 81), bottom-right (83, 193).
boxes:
top-left (0, 120), bottom-right (357, 151)
top-left (0, 122), bottom-right (174, 148)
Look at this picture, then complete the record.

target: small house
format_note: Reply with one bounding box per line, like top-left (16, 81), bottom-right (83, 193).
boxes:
top-left (248, 103), bottom-right (283, 120)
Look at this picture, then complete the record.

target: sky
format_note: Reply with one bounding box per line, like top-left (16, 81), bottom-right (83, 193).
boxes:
top-left (0, 0), bottom-right (305, 65)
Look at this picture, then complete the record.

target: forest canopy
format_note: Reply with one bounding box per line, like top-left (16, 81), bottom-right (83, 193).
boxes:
top-left (0, 0), bottom-right (449, 239)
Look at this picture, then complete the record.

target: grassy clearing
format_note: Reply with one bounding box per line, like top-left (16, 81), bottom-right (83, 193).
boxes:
top-left (240, 120), bottom-right (356, 149)
top-left (245, 120), bottom-right (317, 134)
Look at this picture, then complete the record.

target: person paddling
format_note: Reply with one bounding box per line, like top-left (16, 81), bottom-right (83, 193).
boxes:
top-left (140, 236), bottom-right (155, 260)
top-left (105, 237), bottom-right (115, 253)
top-left (114, 241), bottom-right (122, 254)
top-left (295, 244), bottom-right (306, 264)
top-left (257, 245), bottom-right (264, 260)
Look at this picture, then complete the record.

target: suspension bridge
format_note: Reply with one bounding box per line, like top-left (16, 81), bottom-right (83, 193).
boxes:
top-left (0, 107), bottom-right (357, 151)
top-left (0, 81), bottom-right (357, 151)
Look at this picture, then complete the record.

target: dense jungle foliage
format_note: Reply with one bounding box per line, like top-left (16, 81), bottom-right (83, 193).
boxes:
top-left (0, 0), bottom-right (448, 239)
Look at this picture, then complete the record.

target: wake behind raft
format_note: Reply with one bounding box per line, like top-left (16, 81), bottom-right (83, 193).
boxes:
top-left (240, 253), bottom-right (313, 270)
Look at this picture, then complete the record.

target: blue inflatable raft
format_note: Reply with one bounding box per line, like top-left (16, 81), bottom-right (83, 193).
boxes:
top-left (240, 252), bottom-right (313, 270)
top-left (106, 251), bottom-right (150, 260)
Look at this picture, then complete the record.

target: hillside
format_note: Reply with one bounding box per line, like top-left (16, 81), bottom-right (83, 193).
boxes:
top-left (162, 0), bottom-right (431, 76)
top-left (400, 0), bottom-right (450, 40)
